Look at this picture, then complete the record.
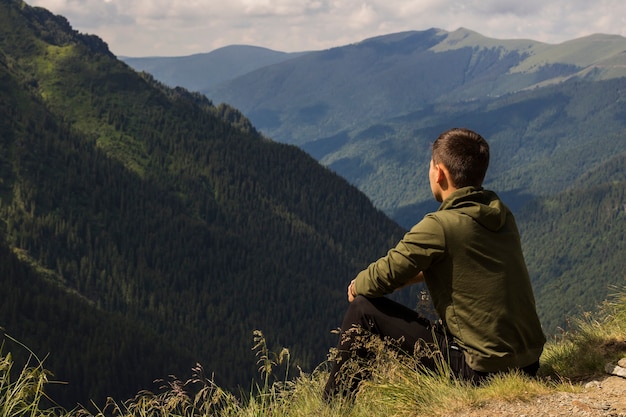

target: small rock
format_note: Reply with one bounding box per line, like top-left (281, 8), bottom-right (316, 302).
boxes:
top-left (572, 399), bottom-right (593, 411)
top-left (605, 362), bottom-right (626, 378)
top-left (584, 380), bottom-right (601, 389)
top-left (618, 357), bottom-right (626, 368)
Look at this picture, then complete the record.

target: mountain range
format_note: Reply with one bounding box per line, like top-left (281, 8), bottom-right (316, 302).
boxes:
top-left (1, 0), bottom-right (625, 409)
top-left (123, 27), bottom-right (626, 224)
top-left (123, 29), bottom-right (626, 336)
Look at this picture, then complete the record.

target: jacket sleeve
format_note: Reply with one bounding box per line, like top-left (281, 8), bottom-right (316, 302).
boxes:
top-left (353, 215), bottom-right (446, 297)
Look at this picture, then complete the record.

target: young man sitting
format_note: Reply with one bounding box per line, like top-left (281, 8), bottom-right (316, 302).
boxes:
top-left (324, 128), bottom-right (546, 399)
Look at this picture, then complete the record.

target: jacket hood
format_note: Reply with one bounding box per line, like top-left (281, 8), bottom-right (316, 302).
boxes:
top-left (438, 187), bottom-right (508, 232)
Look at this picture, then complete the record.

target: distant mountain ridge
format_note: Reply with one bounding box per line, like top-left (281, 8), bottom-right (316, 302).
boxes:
top-left (122, 45), bottom-right (308, 91)
top-left (202, 28), bottom-right (626, 145)
top-left (123, 28), bottom-right (626, 100)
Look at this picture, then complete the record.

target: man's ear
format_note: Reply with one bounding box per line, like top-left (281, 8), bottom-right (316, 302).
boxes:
top-left (437, 164), bottom-right (453, 189)
top-left (435, 164), bottom-right (446, 184)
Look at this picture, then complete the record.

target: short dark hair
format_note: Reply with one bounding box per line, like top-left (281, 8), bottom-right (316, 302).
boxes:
top-left (432, 128), bottom-right (490, 187)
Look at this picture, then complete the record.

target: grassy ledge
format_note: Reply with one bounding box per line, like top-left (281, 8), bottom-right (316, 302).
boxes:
top-left (2, 284), bottom-right (625, 417)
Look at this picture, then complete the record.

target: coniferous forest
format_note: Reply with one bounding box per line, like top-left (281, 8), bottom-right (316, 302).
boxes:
top-left (1, 0), bottom-right (625, 410)
top-left (0, 0), bottom-right (408, 407)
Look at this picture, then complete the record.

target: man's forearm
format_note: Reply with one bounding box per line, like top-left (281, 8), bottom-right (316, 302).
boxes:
top-left (352, 268), bottom-right (425, 299)
top-left (397, 271), bottom-right (425, 290)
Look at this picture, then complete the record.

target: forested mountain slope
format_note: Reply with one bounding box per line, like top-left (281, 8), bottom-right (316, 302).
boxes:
top-left (517, 155), bottom-right (626, 332)
top-left (0, 0), bottom-right (406, 408)
top-left (330, 77), bottom-right (626, 225)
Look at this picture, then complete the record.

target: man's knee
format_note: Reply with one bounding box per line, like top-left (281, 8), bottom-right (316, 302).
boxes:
top-left (342, 296), bottom-right (378, 331)
top-left (349, 295), bottom-right (369, 310)
top-left (346, 295), bottom-right (379, 320)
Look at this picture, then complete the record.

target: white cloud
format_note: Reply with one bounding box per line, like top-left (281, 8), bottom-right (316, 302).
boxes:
top-left (28, 0), bottom-right (626, 56)
top-left (460, 0), bottom-right (546, 15)
top-left (239, 0), bottom-right (330, 16)
top-left (346, 2), bottom-right (378, 30)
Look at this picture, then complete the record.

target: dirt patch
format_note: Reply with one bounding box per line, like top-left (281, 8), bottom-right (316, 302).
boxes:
top-left (457, 375), bottom-right (626, 417)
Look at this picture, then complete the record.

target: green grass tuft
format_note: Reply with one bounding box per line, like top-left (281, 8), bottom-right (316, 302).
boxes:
top-left (540, 284), bottom-right (626, 381)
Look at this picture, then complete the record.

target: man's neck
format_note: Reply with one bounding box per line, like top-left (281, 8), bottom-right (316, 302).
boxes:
top-left (439, 186), bottom-right (458, 202)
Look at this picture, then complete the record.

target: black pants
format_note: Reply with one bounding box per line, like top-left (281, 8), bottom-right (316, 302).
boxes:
top-left (323, 296), bottom-right (538, 399)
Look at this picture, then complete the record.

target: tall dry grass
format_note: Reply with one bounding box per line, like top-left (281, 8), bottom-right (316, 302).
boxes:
top-left (0, 335), bottom-right (59, 417)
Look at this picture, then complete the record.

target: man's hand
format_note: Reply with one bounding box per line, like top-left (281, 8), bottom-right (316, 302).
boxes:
top-left (347, 279), bottom-right (357, 303)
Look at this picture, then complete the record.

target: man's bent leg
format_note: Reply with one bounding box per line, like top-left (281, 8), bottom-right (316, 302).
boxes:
top-left (323, 296), bottom-right (443, 399)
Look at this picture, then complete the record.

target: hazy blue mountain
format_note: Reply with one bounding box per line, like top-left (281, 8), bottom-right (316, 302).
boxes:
top-left (125, 28), bottom-right (626, 222)
top-left (199, 28), bottom-right (625, 142)
top-left (121, 45), bottom-right (307, 91)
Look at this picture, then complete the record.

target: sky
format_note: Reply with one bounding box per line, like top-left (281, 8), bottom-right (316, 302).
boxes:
top-left (29, 0), bottom-right (626, 58)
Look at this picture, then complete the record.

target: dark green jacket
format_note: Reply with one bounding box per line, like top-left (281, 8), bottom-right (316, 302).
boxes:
top-left (353, 186), bottom-right (546, 372)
